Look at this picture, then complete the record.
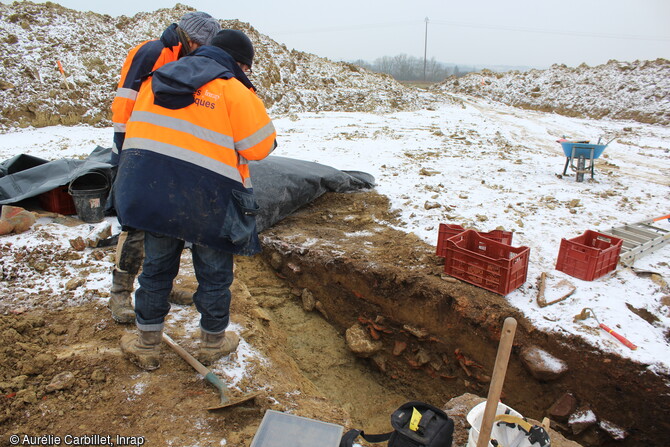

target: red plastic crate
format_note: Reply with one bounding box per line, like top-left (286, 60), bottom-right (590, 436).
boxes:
top-left (38, 185), bottom-right (77, 215)
top-left (443, 229), bottom-right (530, 295)
top-left (436, 223), bottom-right (513, 257)
top-left (555, 230), bottom-right (623, 281)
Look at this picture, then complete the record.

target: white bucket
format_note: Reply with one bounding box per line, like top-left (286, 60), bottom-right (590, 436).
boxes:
top-left (466, 401), bottom-right (523, 447)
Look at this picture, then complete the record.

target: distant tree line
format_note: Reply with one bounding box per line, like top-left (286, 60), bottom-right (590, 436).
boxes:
top-left (351, 54), bottom-right (476, 82)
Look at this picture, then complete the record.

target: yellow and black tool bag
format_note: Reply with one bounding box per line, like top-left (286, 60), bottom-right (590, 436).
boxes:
top-left (340, 401), bottom-right (454, 447)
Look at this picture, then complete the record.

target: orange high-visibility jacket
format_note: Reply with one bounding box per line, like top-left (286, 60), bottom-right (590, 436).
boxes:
top-left (110, 24), bottom-right (182, 164)
top-left (114, 46), bottom-right (276, 254)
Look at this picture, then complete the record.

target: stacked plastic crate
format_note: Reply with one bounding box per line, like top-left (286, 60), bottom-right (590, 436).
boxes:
top-left (435, 224), bottom-right (530, 295)
top-left (38, 185), bottom-right (77, 215)
top-left (436, 224), bottom-right (624, 295)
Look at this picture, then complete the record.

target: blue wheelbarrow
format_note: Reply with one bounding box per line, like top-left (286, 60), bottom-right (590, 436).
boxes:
top-left (557, 137), bottom-right (615, 182)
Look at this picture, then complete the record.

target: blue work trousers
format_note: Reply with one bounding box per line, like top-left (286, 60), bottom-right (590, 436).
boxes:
top-left (134, 232), bottom-right (234, 334)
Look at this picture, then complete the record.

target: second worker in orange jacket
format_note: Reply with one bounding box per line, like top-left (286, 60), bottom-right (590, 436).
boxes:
top-left (115, 29), bottom-right (277, 370)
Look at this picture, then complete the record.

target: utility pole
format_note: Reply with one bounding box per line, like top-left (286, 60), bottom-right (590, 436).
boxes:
top-left (423, 17), bottom-right (429, 82)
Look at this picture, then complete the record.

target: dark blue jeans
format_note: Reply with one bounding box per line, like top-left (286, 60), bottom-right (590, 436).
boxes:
top-left (134, 232), bottom-right (234, 334)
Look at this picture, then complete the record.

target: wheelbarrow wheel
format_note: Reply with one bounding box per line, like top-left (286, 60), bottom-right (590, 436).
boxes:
top-left (576, 155), bottom-right (585, 182)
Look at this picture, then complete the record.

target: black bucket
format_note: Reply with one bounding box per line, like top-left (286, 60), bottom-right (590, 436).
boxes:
top-left (68, 171), bottom-right (110, 223)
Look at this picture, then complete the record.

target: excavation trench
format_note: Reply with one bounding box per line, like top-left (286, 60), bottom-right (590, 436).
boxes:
top-left (1, 190), bottom-right (667, 446)
top-left (237, 190), bottom-right (670, 447)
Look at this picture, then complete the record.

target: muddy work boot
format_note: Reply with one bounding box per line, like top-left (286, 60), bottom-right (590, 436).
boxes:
top-left (120, 330), bottom-right (162, 371)
top-left (168, 287), bottom-right (194, 305)
top-left (109, 269), bottom-right (136, 324)
top-left (198, 331), bottom-right (240, 366)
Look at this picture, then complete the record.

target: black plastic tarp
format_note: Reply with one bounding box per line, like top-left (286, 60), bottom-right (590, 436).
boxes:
top-left (0, 147), bottom-right (374, 233)
top-left (249, 156), bottom-right (374, 232)
top-left (0, 146), bottom-right (115, 204)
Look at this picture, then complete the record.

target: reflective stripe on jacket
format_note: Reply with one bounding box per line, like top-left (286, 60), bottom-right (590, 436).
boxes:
top-left (114, 46), bottom-right (276, 254)
top-left (110, 24), bottom-right (182, 164)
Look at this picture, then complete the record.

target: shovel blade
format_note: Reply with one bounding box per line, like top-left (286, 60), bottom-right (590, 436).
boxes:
top-left (208, 390), bottom-right (263, 411)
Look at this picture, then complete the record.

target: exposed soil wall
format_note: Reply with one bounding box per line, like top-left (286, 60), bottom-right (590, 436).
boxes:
top-left (256, 190), bottom-right (670, 447)
top-left (1, 192), bottom-right (668, 446)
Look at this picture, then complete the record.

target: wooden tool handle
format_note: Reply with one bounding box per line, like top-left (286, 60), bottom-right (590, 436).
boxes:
top-left (476, 317), bottom-right (517, 447)
top-left (162, 333), bottom-right (211, 376)
top-left (599, 324), bottom-right (637, 350)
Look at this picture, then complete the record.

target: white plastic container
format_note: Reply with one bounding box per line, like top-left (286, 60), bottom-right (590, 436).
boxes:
top-left (250, 410), bottom-right (344, 447)
top-left (466, 401), bottom-right (523, 447)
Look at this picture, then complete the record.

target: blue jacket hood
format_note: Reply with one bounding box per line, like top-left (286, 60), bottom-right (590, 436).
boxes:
top-left (152, 46), bottom-right (255, 109)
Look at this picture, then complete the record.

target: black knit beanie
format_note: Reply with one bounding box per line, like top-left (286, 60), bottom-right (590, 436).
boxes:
top-left (211, 29), bottom-right (255, 67)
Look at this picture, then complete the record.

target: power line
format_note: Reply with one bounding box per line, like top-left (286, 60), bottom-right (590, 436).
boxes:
top-left (423, 17), bottom-right (429, 81)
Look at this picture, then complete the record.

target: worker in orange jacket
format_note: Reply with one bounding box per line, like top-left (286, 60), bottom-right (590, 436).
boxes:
top-left (108, 12), bottom-right (221, 325)
top-left (115, 29), bottom-right (277, 370)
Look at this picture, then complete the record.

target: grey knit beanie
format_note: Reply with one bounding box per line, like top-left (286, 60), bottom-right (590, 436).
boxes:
top-left (178, 11), bottom-right (221, 45)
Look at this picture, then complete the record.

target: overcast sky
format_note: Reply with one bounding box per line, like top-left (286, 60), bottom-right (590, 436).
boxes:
top-left (18, 0), bottom-right (670, 68)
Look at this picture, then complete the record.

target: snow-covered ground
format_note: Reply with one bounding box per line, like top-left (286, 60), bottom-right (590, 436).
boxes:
top-left (1, 95), bottom-right (669, 375)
